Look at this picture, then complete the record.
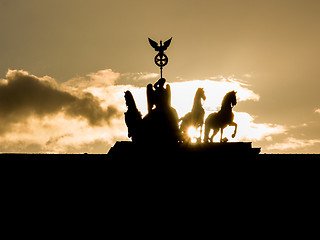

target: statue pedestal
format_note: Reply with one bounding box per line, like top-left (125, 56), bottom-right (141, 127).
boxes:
top-left (107, 141), bottom-right (260, 160)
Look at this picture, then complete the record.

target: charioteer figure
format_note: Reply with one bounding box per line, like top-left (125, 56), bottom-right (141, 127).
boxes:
top-left (147, 78), bottom-right (171, 112)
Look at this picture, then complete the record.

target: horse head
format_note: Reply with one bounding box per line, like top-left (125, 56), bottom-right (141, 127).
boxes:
top-left (230, 90), bottom-right (237, 107)
top-left (222, 90), bottom-right (237, 109)
top-left (124, 90), bottom-right (137, 110)
top-left (197, 88), bottom-right (206, 101)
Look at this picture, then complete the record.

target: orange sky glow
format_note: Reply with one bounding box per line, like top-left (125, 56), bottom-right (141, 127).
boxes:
top-left (1, 0), bottom-right (320, 153)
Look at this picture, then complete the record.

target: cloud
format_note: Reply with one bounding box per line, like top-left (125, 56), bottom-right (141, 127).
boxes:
top-left (61, 69), bottom-right (120, 91)
top-left (0, 68), bottom-right (128, 153)
top-left (64, 92), bottom-right (120, 126)
top-left (0, 69), bottom-right (301, 153)
top-left (267, 137), bottom-right (320, 151)
top-left (171, 78), bottom-right (259, 117)
top-left (0, 69), bottom-right (120, 134)
top-left (127, 76), bottom-right (260, 120)
top-left (230, 112), bottom-right (287, 142)
top-left (116, 72), bottom-right (160, 87)
top-left (129, 77), bottom-right (284, 143)
top-left (315, 108), bottom-right (320, 114)
top-left (0, 109), bottom-right (127, 154)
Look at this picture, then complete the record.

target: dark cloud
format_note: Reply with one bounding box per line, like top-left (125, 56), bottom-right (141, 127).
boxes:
top-left (0, 70), bottom-right (120, 133)
top-left (65, 92), bottom-right (119, 126)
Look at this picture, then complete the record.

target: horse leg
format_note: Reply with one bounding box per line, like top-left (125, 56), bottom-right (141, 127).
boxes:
top-left (220, 128), bottom-right (224, 142)
top-left (203, 124), bottom-right (210, 142)
top-left (198, 125), bottom-right (203, 143)
top-left (229, 122), bottom-right (237, 138)
top-left (210, 128), bottom-right (219, 142)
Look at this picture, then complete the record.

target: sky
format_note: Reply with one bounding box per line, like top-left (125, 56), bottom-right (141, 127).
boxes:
top-left (1, 0), bottom-right (320, 153)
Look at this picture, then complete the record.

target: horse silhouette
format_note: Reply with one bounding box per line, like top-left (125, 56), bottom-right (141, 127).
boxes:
top-left (204, 91), bottom-right (238, 143)
top-left (124, 91), bottom-right (142, 142)
top-left (179, 88), bottom-right (206, 142)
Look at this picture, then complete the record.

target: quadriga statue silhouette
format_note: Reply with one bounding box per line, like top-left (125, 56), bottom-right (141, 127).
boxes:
top-left (204, 91), bottom-right (238, 143)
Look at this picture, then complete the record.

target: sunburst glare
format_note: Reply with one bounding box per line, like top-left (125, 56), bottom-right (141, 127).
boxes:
top-left (187, 126), bottom-right (198, 143)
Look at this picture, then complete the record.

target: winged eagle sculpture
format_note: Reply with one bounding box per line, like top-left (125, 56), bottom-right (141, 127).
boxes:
top-left (148, 37), bottom-right (172, 77)
top-left (148, 37), bottom-right (172, 55)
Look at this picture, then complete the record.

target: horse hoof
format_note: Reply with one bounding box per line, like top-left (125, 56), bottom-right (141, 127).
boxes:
top-left (232, 134), bottom-right (236, 138)
top-left (221, 137), bottom-right (228, 143)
